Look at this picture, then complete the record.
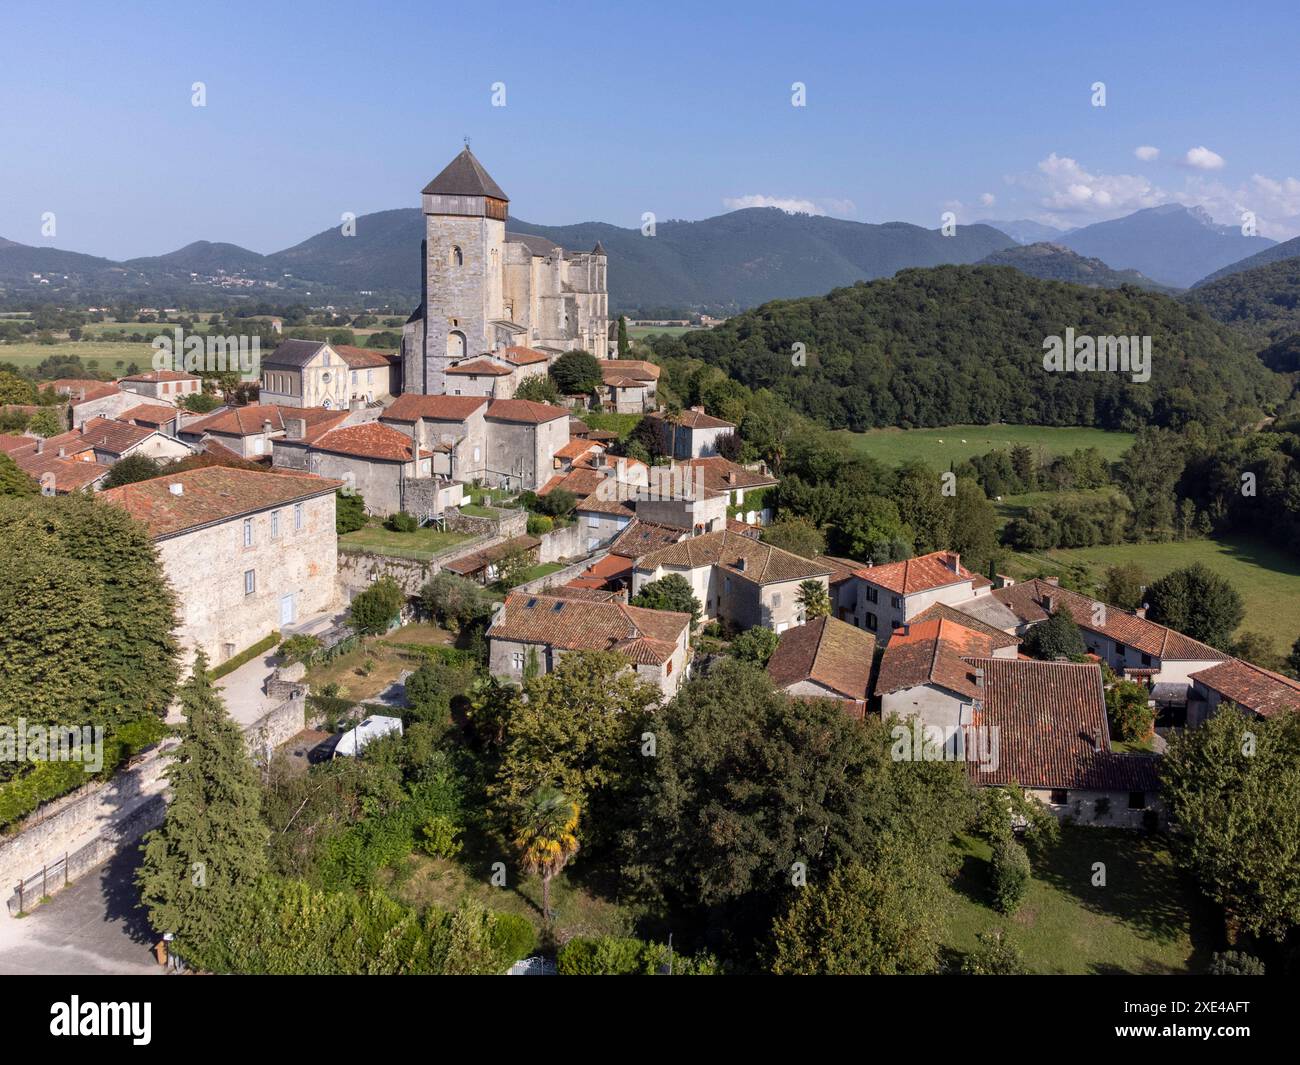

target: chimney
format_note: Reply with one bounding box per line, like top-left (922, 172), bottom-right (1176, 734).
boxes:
top-left (262, 419), bottom-right (273, 437)
top-left (1042, 593), bottom-right (1057, 613)
top-left (973, 667), bottom-right (985, 689)
top-left (35, 438), bottom-right (44, 454)
top-left (414, 419), bottom-right (428, 472)
top-left (736, 556), bottom-right (746, 572)
top-left (1088, 728), bottom-right (1103, 752)
top-left (57, 447), bottom-right (66, 458)
top-left (948, 552), bottom-right (960, 572)
top-left (616, 457), bottom-right (627, 479)
top-left (78, 388), bottom-right (86, 401)
top-left (168, 483), bottom-right (184, 496)
top-left (286, 417), bottom-right (306, 441)
top-left (727, 470), bottom-right (737, 485)
top-left (690, 405), bottom-right (704, 413)
top-left (1043, 576), bottom-right (1060, 586)
top-left (1134, 604), bottom-right (1148, 619)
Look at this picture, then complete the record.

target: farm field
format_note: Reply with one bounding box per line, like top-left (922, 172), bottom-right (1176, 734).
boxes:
top-left (994, 486), bottom-right (1123, 527)
top-left (626, 325), bottom-right (699, 339)
top-left (0, 340), bottom-right (155, 370)
top-left (941, 829), bottom-right (1215, 974)
top-left (1007, 534), bottom-right (1300, 650)
top-left (839, 424), bottom-right (1135, 470)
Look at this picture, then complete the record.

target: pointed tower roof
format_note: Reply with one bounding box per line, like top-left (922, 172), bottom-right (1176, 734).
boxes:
top-left (592, 240), bottom-right (606, 255)
top-left (422, 148), bottom-right (508, 200)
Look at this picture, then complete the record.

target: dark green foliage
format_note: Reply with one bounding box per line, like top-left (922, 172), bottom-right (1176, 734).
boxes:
top-left (961, 928), bottom-right (1026, 974)
top-left (513, 374), bottom-right (562, 404)
top-left (549, 350), bottom-right (602, 395)
top-left (1106, 679), bottom-right (1155, 744)
top-left (0, 452), bottom-right (36, 496)
top-left (760, 517), bottom-right (825, 559)
top-left (420, 571), bottom-right (495, 633)
top-left (1101, 563), bottom-right (1148, 611)
top-left (102, 453), bottom-right (162, 488)
top-left (727, 626), bottom-right (779, 665)
top-left (990, 835), bottom-right (1031, 914)
top-left (1022, 610), bottom-right (1086, 660)
top-left (630, 573), bottom-right (701, 625)
top-left (1145, 563), bottom-right (1244, 649)
top-left (557, 936), bottom-right (717, 975)
top-left (1003, 494), bottom-right (1131, 550)
top-left (1187, 254), bottom-right (1300, 342)
top-left (335, 489), bottom-right (367, 534)
top-left (532, 488), bottom-right (576, 517)
top-left (181, 392), bottom-right (219, 413)
top-left (209, 631), bottom-right (281, 680)
top-left (385, 510), bottom-right (418, 533)
top-left (1208, 951), bottom-right (1266, 975)
top-left (137, 654), bottom-right (268, 955)
top-left (348, 577), bottom-right (404, 636)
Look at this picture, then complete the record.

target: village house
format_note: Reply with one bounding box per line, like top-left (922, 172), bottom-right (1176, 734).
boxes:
top-left (101, 466), bottom-right (341, 669)
top-left (0, 433), bottom-right (112, 494)
top-left (486, 591), bottom-right (690, 696)
top-left (645, 407), bottom-right (736, 458)
top-left (179, 403), bottom-right (351, 459)
top-left (43, 416), bottom-right (193, 466)
top-left (259, 340), bottom-right (399, 409)
top-left (118, 369), bottom-right (203, 404)
top-left (443, 346), bottom-right (549, 399)
top-left (766, 615), bottom-right (877, 718)
top-left (46, 378), bottom-right (131, 428)
top-left (599, 359), bottom-right (659, 413)
top-left (1188, 658), bottom-right (1300, 725)
top-left (673, 455), bottom-right (777, 520)
top-left (442, 534), bottom-right (541, 585)
top-left (632, 528), bottom-right (832, 633)
top-left (118, 402), bottom-right (182, 437)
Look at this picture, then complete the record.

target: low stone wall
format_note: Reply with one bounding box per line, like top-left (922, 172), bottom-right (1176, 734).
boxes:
top-left (336, 533), bottom-right (494, 599)
top-left (514, 551), bottom-right (609, 595)
top-left (1, 694), bottom-right (306, 918)
top-left (445, 506), bottom-right (527, 539)
top-left (537, 521), bottom-right (587, 564)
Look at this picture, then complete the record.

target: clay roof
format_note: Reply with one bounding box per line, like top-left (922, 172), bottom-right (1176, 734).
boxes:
top-left (488, 592), bottom-right (688, 666)
top-left (49, 379), bottom-right (119, 404)
top-left (8, 449), bottom-right (110, 493)
top-left (649, 408), bottom-right (735, 431)
top-left (994, 579), bottom-right (1228, 662)
top-left (603, 359), bottom-right (659, 381)
top-left (443, 535), bottom-right (541, 576)
top-left (676, 456), bottom-right (777, 495)
top-left (332, 345), bottom-right (395, 368)
top-left (1190, 659), bottom-right (1300, 718)
top-left (485, 398), bottom-right (569, 424)
top-left (102, 466), bottom-right (342, 539)
top-left (119, 370), bottom-right (200, 383)
top-left (636, 529), bottom-right (832, 585)
top-left (119, 403), bottom-right (179, 426)
top-left (311, 423), bottom-right (433, 463)
top-left (875, 617), bottom-right (1005, 699)
top-left (181, 404), bottom-right (342, 439)
top-left (554, 438), bottom-right (605, 462)
top-left (911, 602), bottom-right (1020, 649)
top-left (565, 553), bottom-right (635, 588)
top-left (76, 417), bottom-right (157, 456)
top-left (383, 394), bottom-right (488, 423)
top-left (767, 616), bottom-right (876, 700)
top-left (446, 357), bottom-right (513, 376)
top-left (262, 339), bottom-right (326, 369)
top-left (609, 519), bottom-right (688, 558)
top-left (501, 346), bottom-right (550, 366)
top-left (963, 658), bottom-right (1160, 792)
top-left (853, 551), bottom-right (974, 596)
top-left (423, 147), bottom-right (508, 200)
top-left (0, 433), bottom-right (35, 454)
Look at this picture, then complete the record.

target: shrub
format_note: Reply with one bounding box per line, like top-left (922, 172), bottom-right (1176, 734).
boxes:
top-left (209, 631), bottom-right (281, 681)
top-left (279, 633), bottom-right (320, 666)
top-left (532, 489), bottom-right (576, 518)
top-left (727, 626), bottom-right (779, 665)
top-left (557, 936), bottom-right (717, 975)
top-left (349, 578), bottom-right (404, 636)
top-left (420, 571), bottom-right (495, 632)
top-left (960, 928), bottom-right (1025, 975)
top-left (419, 815), bottom-right (462, 858)
top-left (490, 913), bottom-right (538, 965)
top-left (386, 511), bottom-right (418, 533)
top-left (990, 836), bottom-right (1031, 915)
top-left (526, 513), bottom-right (553, 536)
top-left (1106, 679), bottom-right (1155, 743)
top-left (336, 490), bottom-right (367, 534)
top-left (1209, 951), bottom-right (1265, 975)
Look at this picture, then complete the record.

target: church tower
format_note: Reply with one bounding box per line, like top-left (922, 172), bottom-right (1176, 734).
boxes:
top-left (413, 147), bottom-right (508, 395)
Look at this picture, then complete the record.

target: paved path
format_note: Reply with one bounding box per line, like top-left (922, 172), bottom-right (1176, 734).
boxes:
top-left (0, 847), bottom-right (162, 976)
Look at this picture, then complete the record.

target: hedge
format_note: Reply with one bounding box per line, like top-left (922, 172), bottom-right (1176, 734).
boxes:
top-left (209, 630), bottom-right (281, 681)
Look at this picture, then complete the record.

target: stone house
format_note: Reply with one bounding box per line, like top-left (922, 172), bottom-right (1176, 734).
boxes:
top-left (766, 615), bottom-right (877, 718)
top-left (1188, 658), bottom-right (1300, 725)
top-left (600, 359), bottom-right (659, 413)
top-left (119, 402), bottom-right (182, 437)
top-left (259, 340), bottom-right (398, 410)
top-left (443, 348), bottom-right (549, 399)
top-left (0, 433), bottom-right (112, 493)
top-left (443, 534), bottom-right (541, 585)
top-left (632, 528), bottom-right (832, 633)
top-left (118, 369), bottom-right (203, 404)
top-left (48, 379), bottom-right (132, 428)
top-left (839, 550), bottom-right (995, 636)
top-left (646, 407), bottom-right (736, 459)
top-left (101, 466), bottom-right (341, 669)
top-left (482, 399), bottom-right (569, 491)
top-left (381, 394), bottom-right (489, 483)
top-left (486, 591), bottom-right (690, 697)
top-left (179, 403), bottom-right (351, 459)
top-left (48, 417), bottom-right (192, 465)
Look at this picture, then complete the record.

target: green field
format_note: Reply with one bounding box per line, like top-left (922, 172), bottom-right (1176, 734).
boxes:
top-left (626, 325), bottom-right (699, 339)
top-left (0, 340), bottom-right (156, 370)
top-left (994, 486), bottom-right (1123, 527)
top-left (339, 523), bottom-right (472, 560)
top-left (581, 410), bottom-right (643, 438)
top-left (1008, 534), bottom-right (1300, 649)
top-left (942, 829), bottom-right (1215, 974)
top-left (839, 424), bottom-right (1135, 470)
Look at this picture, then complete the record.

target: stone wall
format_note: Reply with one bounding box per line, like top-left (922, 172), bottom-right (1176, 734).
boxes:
top-left (336, 532), bottom-right (496, 598)
top-left (537, 521), bottom-right (587, 564)
top-left (1, 694), bottom-right (306, 918)
top-left (445, 506), bottom-right (527, 538)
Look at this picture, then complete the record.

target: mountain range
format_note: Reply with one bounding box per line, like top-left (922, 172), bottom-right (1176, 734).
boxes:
top-left (0, 203), bottom-right (1292, 311)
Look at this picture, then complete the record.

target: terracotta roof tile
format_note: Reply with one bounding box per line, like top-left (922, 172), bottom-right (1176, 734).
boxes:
top-left (1191, 658), bottom-right (1300, 718)
top-left (119, 403), bottom-right (180, 426)
top-left (636, 528), bottom-right (831, 585)
top-left (312, 423), bottom-right (433, 463)
top-left (446, 357), bottom-right (513, 376)
top-left (876, 617), bottom-right (1005, 699)
top-left (485, 398), bottom-right (569, 424)
top-left (383, 394), bottom-right (488, 423)
top-left (332, 345), bottom-right (395, 368)
top-left (488, 592), bottom-right (688, 665)
top-left (76, 417), bottom-right (158, 456)
top-left (501, 346), bottom-right (550, 366)
top-left (767, 616), bottom-right (875, 700)
top-left (443, 535), bottom-right (541, 576)
top-left (853, 550), bottom-right (975, 596)
top-left (676, 456), bottom-right (777, 495)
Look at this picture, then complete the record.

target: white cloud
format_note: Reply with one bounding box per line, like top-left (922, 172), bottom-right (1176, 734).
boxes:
top-left (979, 192), bottom-right (996, 207)
top-left (723, 194), bottom-right (822, 215)
top-left (1024, 153), bottom-right (1165, 216)
top-left (1183, 145), bottom-right (1225, 171)
top-left (1134, 145), bottom-right (1160, 162)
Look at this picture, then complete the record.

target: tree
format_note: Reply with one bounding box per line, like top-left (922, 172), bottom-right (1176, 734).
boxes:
top-left (493, 546), bottom-right (532, 590)
top-left (1022, 610), bottom-right (1086, 660)
top-left (513, 374), bottom-right (561, 404)
top-left (1229, 631), bottom-right (1283, 672)
top-left (796, 579), bottom-right (831, 619)
top-left (990, 835), bottom-right (1031, 914)
top-left (770, 842), bottom-right (943, 975)
top-left (631, 573), bottom-right (701, 626)
top-left (335, 489), bottom-right (367, 534)
top-left (26, 407), bottom-right (63, 437)
top-left (549, 350), bottom-right (602, 395)
top-left (1209, 951), bottom-right (1265, 975)
top-left (420, 571), bottom-right (495, 633)
top-left (761, 517), bottom-right (825, 559)
top-left (1162, 708), bottom-right (1300, 940)
top-left (0, 370), bottom-right (35, 405)
top-left (532, 488), bottom-right (576, 518)
top-left (0, 453), bottom-right (36, 497)
top-left (891, 463), bottom-right (952, 554)
top-left (949, 479), bottom-right (999, 572)
top-left (137, 653), bottom-right (268, 958)
top-left (616, 315), bottom-right (630, 357)
top-left (349, 577), bottom-right (404, 635)
top-left (102, 453), bottom-right (162, 489)
top-left (1101, 563), bottom-right (1147, 611)
top-left (727, 626), bottom-right (779, 665)
top-left (181, 392), bottom-right (218, 413)
top-left (1288, 635), bottom-right (1300, 679)
top-left (1145, 563), bottom-right (1244, 649)
top-left (1105, 679), bottom-right (1154, 744)
top-left (961, 928), bottom-right (1026, 975)
top-left (513, 786), bottom-right (580, 925)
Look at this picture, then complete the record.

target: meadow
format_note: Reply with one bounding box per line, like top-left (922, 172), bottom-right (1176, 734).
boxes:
top-left (839, 424), bottom-right (1136, 470)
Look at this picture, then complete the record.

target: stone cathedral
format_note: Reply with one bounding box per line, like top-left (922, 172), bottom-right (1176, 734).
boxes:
top-left (401, 147), bottom-right (609, 396)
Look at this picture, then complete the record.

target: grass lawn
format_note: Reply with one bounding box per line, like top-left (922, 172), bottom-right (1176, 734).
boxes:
top-left (381, 622), bottom-right (457, 649)
top-left (457, 502), bottom-right (500, 519)
top-left (302, 640), bottom-right (411, 703)
top-left (942, 828), bottom-right (1217, 974)
top-left (339, 521), bottom-right (472, 560)
top-left (994, 486), bottom-right (1123, 528)
top-left (519, 562), bottom-right (564, 583)
top-left (839, 424), bottom-right (1135, 470)
top-left (582, 411), bottom-right (643, 438)
top-left (0, 341), bottom-right (156, 369)
top-left (1007, 534), bottom-right (1300, 650)
top-left (626, 325), bottom-right (699, 339)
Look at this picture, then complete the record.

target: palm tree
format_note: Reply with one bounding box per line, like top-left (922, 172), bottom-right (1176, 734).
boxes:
top-left (514, 787), bottom-right (580, 925)
top-left (797, 579), bottom-right (832, 620)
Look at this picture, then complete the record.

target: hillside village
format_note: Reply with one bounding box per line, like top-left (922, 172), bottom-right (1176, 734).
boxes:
top-left (3, 149), bottom-right (1299, 981)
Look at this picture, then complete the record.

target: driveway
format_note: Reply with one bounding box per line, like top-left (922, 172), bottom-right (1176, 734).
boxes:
top-left (0, 846), bottom-right (162, 976)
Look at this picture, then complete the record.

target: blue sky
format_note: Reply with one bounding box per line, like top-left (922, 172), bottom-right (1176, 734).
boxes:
top-left (2, 0), bottom-right (1298, 257)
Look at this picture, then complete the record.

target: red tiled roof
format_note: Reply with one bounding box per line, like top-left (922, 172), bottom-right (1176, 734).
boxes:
top-left (609, 519), bottom-right (688, 558)
top-left (910, 602), bottom-right (1020, 649)
top-left (1191, 658), bottom-right (1300, 718)
top-left (76, 417), bottom-right (157, 456)
top-left (383, 394), bottom-right (488, 423)
top-left (676, 455), bottom-right (777, 495)
top-left (649, 408), bottom-right (734, 431)
top-left (488, 592), bottom-right (688, 666)
top-left (485, 398), bottom-right (569, 424)
top-left (853, 551), bottom-right (974, 595)
top-left (443, 534), bottom-right (541, 576)
top-left (332, 345), bottom-right (395, 368)
top-left (49, 379), bottom-right (119, 404)
top-left (554, 438), bottom-right (605, 462)
top-left (121, 369), bottom-right (201, 383)
top-left (876, 617), bottom-right (1005, 699)
top-left (181, 404), bottom-right (344, 440)
top-left (600, 359), bottom-right (659, 381)
top-left (101, 466), bottom-right (342, 539)
top-left (446, 357), bottom-right (513, 376)
top-left (767, 616), bottom-right (876, 700)
top-left (501, 346), bottom-right (550, 366)
top-left (636, 528), bottom-right (832, 585)
top-left (311, 423), bottom-right (433, 463)
top-left (0, 433), bottom-right (34, 454)
top-left (7, 448), bottom-right (110, 493)
top-left (119, 403), bottom-right (179, 426)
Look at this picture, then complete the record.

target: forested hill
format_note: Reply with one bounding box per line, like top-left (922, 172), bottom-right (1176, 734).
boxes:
top-left (1183, 255), bottom-right (1300, 343)
top-left (646, 265), bottom-right (1284, 432)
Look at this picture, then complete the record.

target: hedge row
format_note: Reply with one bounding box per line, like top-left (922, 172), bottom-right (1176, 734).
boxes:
top-left (209, 631), bottom-right (281, 681)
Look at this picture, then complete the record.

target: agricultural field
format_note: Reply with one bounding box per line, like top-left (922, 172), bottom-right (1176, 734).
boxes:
top-left (941, 829), bottom-right (1216, 975)
top-left (993, 486), bottom-right (1123, 527)
top-left (839, 424), bottom-right (1135, 470)
top-left (1006, 534), bottom-right (1300, 650)
top-left (0, 340), bottom-right (156, 370)
top-left (626, 325), bottom-right (700, 339)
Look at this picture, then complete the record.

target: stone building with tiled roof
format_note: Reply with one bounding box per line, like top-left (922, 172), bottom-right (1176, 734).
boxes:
top-left (487, 592), bottom-right (690, 696)
top-left (101, 466), bottom-right (342, 669)
top-left (180, 403), bottom-right (351, 459)
top-left (632, 528), bottom-right (832, 633)
top-left (644, 406), bottom-right (736, 459)
top-left (766, 616), bottom-right (876, 718)
top-left (1189, 658), bottom-right (1300, 723)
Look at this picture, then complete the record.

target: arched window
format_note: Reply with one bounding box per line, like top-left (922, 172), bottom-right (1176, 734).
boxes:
top-left (451, 246), bottom-right (463, 267)
top-left (447, 330), bottom-right (466, 359)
